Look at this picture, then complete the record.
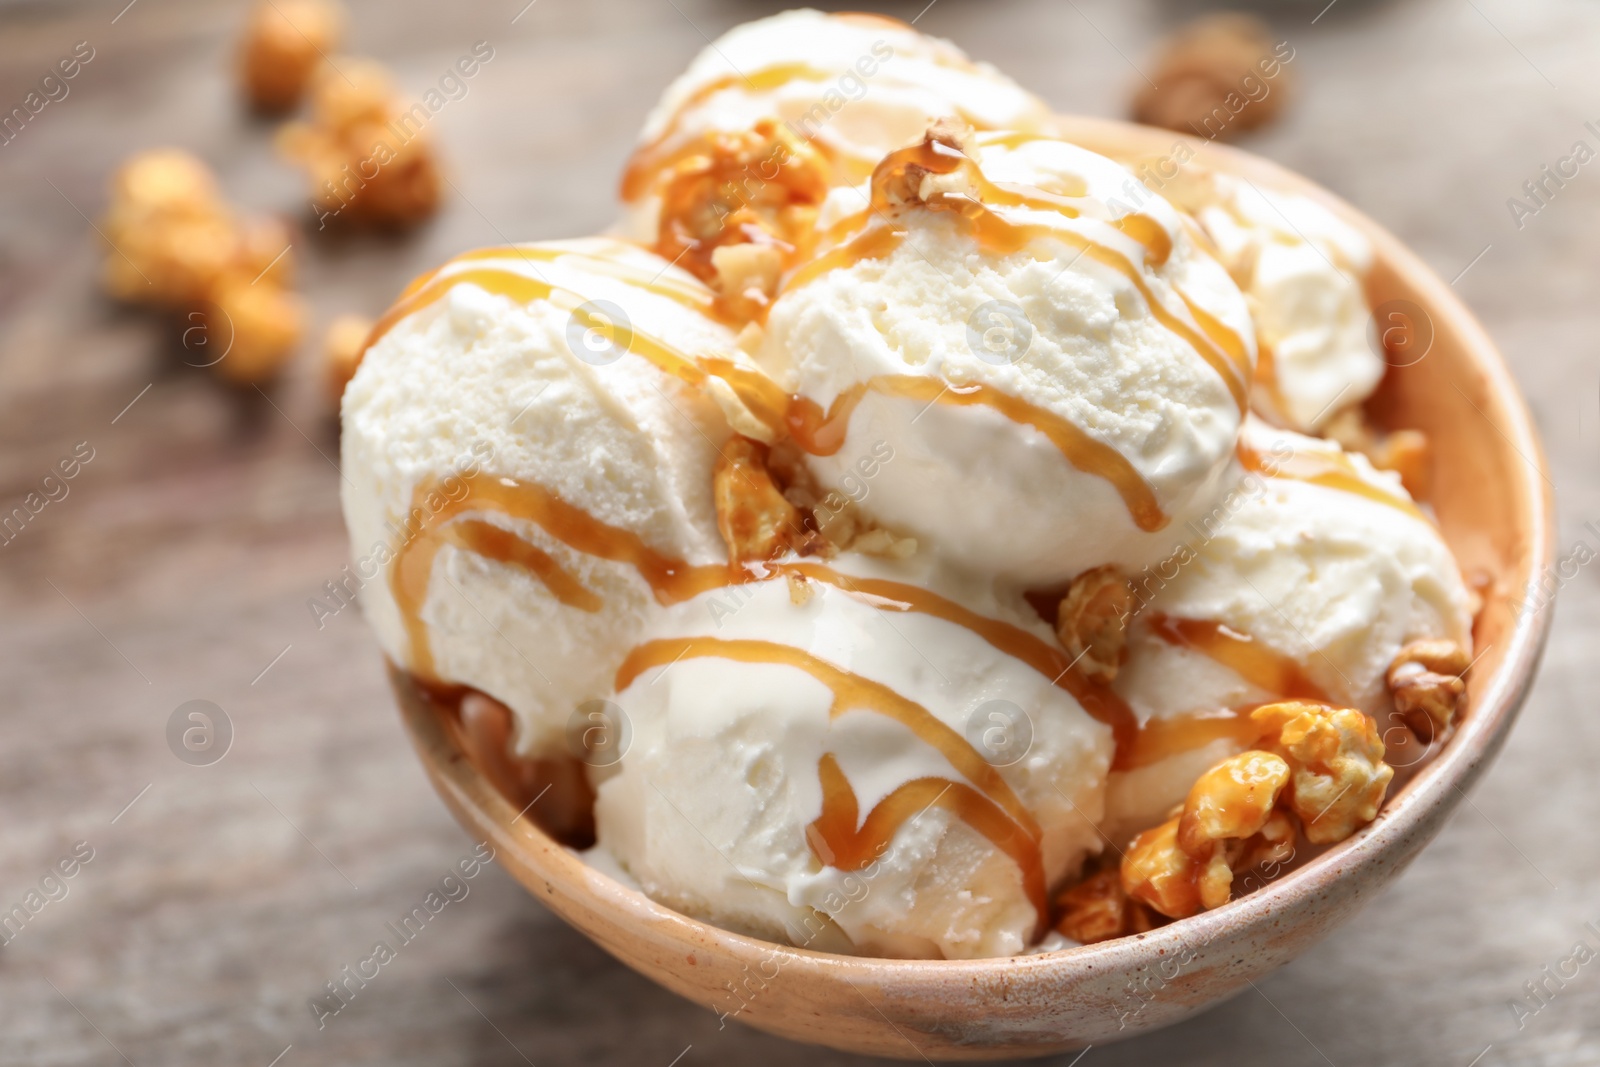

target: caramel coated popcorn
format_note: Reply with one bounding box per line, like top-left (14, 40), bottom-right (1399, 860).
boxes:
top-left (237, 0), bottom-right (345, 113)
top-left (1120, 702), bottom-right (1394, 919)
top-left (714, 436), bottom-right (803, 563)
top-left (102, 149), bottom-right (305, 383)
top-left (651, 119), bottom-right (829, 293)
top-left (1252, 701), bottom-right (1394, 845)
top-left (1055, 566), bottom-right (1136, 683)
top-left (1387, 639), bottom-right (1471, 742)
top-left (1054, 867), bottom-right (1154, 944)
top-left (278, 58), bottom-right (441, 229)
top-left (1132, 14), bottom-right (1292, 141)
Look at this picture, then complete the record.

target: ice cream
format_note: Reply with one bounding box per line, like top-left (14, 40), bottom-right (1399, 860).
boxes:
top-left (759, 128), bottom-right (1257, 585)
top-left (341, 237), bottom-right (761, 757)
top-left (1169, 170), bottom-right (1382, 432)
top-left (342, 11), bottom-right (1481, 959)
top-left (619, 9), bottom-right (1054, 288)
top-left (1102, 419), bottom-right (1472, 840)
top-left (590, 552), bottom-right (1114, 959)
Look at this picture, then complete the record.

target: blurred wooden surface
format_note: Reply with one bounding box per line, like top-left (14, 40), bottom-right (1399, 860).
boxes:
top-left (1, 0), bottom-right (1597, 1064)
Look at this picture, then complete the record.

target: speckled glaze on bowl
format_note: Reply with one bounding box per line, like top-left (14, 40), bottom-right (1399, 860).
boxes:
top-left (388, 117), bottom-right (1556, 1060)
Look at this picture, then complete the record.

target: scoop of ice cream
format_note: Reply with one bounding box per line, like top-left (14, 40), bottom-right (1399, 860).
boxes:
top-left (1102, 419), bottom-right (1472, 839)
top-left (618, 9), bottom-right (1054, 288)
top-left (1171, 170), bottom-right (1381, 432)
top-left (590, 552), bottom-right (1114, 959)
top-left (758, 129), bottom-right (1256, 585)
top-left (341, 237), bottom-right (762, 757)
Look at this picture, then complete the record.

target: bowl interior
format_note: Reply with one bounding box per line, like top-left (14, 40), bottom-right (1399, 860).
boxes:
top-left (390, 118), bottom-right (1555, 1060)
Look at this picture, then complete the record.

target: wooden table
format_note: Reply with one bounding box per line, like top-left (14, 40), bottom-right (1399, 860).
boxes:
top-left (2, 1), bottom-right (1595, 1063)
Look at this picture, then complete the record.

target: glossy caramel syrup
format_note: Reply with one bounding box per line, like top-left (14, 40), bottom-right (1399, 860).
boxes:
top-left (783, 136), bottom-right (1251, 411)
top-left (390, 474), bottom-right (734, 679)
top-left (616, 637), bottom-right (1047, 934)
top-left (650, 120), bottom-right (833, 291)
top-left (1117, 613), bottom-right (1333, 768)
top-left (1238, 435), bottom-right (1424, 519)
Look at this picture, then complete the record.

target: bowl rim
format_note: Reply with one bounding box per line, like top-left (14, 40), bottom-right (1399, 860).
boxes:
top-left (392, 118), bottom-right (1558, 988)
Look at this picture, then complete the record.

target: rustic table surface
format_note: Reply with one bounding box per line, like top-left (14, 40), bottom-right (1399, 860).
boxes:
top-left (2, 0), bottom-right (1596, 1064)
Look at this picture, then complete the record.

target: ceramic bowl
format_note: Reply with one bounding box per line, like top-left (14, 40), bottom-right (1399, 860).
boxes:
top-left (389, 117), bottom-right (1556, 1060)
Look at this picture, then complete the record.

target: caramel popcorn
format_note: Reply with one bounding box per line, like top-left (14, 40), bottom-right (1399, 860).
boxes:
top-left (714, 436), bottom-right (803, 563)
top-left (1123, 817), bottom-right (1204, 919)
top-left (1118, 703), bottom-right (1393, 920)
top-left (278, 58), bottom-right (442, 229)
top-left (1132, 14), bottom-right (1291, 141)
top-left (102, 150), bottom-right (305, 383)
top-left (237, 0), bottom-right (345, 113)
top-left (1055, 867), bottom-right (1154, 944)
top-left (652, 119), bottom-right (830, 290)
top-left (1055, 566), bottom-right (1136, 683)
top-left (322, 312), bottom-right (374, 405)
top-left (1387, 639), bottom-right (1470, 742)
top-left (206, 276), bottom-right (307, 385)
top-left (1252, 701), bottom-right (1394, 845)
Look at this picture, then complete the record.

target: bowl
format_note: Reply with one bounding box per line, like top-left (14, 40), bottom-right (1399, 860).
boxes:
top-left (388, 117), bottom-right (1556, 1059)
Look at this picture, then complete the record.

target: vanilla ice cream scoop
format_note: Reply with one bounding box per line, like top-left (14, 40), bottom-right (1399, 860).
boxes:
top-left (759, 129), bottom-right (1256, 585)
top-left (341, 237), bottom-right (768, 757)
top-left (1102, 418), bottom-right (1472, 839)
top-left (618, 9), bottom-right (1053, 288)
top-left (1173, 170), bottom-right (1381, 432)
top-left (591, 552), bottom-right (1114, 959)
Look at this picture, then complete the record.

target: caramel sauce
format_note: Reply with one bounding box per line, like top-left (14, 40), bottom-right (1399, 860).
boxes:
top-left (622, 64), bottom-right (870, 202)
top-left (1238, 437), bottom-right (1424, 519)
top-left (774, 561), bottom-right (1138, 756)
top-left (445, 519), bottom-right (603, 613)
top-left (615, 636), bottom-right (1046, 933)
top-left (784, 376), bottom-right (1167, 532)
top-left (390, 243), bottom-right (718, 319)
top-left (1150, 614), bottom-right (1328, 702)
top-left (389, 473), bottom-right (733, 678)
top-left (808, 753), bottom-right (1045, 933)
top-left (784, 137), bottom-right (1251, 411)
top-left (1120, 709), bottom-right (1265, 770)
top-left (360, 264), bottom-right (790, 441)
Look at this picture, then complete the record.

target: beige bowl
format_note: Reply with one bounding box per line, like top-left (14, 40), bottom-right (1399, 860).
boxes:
top-left (388, 117), bottom-right (1556, 1059)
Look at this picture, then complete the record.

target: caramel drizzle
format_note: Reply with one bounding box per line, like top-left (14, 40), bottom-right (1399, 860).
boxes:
top-left (390, 474), bottom-right (1140, 753)
top-left (615, 636), bottom-right (1046, 933)
top-left (389, 474), bottom-right (733, 678)
top-left (365, 254), bottom-right (1170, 534)
top-left (785, 138), bottom-right (1248, 408)
top-left (785, 377), bottom-right (1167, 532)
top-left (1238, 437), bottom-right (1424, 519)
top-left (1151, 614), bottom-right (1328, 702)
top-left (1115, 613), bottom-right (1332, 770)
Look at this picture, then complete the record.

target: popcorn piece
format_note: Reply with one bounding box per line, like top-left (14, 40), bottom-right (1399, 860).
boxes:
top-left (710, 241), bottom-right (785, 321)
top-left (206, 275), bottom-right (307, 385)
top-left (713, 436), bottom-right (802, 563)
top-left (1120, 702), bottom-right (1395, 919)
top-left (1054, 867), bottom-right (1153, 944)
top-left (1252, 701), bottom-right (1394, 845)
top-left (1122, 817), bottom-right (1203, 919)
top-left (1386, 639), bottom-right (1470, 742)
top-left (101, 150), bottom-right (306, 384)
top-left (1177, 751), bottom-right (1290, 856)
top-left (1055, 566), bottom-right (1136, 683)
top-left (278, 58), bottom-right (442, 229)
top-left (652, 119), bottom-right (830, 291)
top-left (237, 0), bottom-right (345, 113)
top-left (1132, 14), bottom-right (1290, 141)
top-left (851, 527), bottom-right (917, 560)
top-left (323, 313), bottom-right (374, 405)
